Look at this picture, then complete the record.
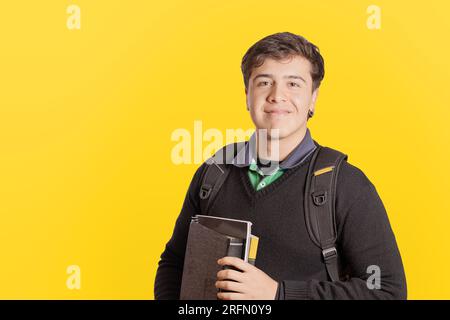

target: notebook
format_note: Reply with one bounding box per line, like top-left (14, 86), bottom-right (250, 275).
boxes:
top-left (179, 215), bottom-right (259, 300)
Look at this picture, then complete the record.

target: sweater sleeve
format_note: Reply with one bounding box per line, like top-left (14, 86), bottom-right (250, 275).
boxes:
top-left (154, 163), bottom-right (206, 300)
top-left (280, 164), bottom-right (407, 300)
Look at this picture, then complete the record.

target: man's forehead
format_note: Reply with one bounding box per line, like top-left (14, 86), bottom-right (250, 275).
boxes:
top-left (251, 56), bottom-right (312, 77)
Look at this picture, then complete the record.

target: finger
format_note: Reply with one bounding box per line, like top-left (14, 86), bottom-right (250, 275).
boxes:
top-left (217, 257), bottom-right (253, 272)
top-left (217, 291), bottom-right (245, 300)
top-left (215, 280), bottom-right (245, 293)
top-left (217, 269), bottom-right (245, 282)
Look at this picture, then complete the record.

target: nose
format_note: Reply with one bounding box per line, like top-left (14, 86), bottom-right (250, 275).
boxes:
top-left (267, 84), bottom-right (287, 103)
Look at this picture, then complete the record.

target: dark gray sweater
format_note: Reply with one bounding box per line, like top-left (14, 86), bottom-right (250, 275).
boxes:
top-left (154, 147), bottom-right (407, 300)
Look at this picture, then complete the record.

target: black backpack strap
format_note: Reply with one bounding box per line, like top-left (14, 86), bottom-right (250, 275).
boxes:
top-left (304, 145), bottom-right (348, 282)
top-left (199, 142), bottom-right (246, 214)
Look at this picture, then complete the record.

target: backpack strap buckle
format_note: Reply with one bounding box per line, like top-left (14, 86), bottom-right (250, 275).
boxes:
top-left (322, 247), bottom-right (337, 261)
top-left (321, 246), bottom-right (339, 281)
top-left (312, 190), bottom-right (328, 206)
top-left (199, 184), bottom-right (212, 200)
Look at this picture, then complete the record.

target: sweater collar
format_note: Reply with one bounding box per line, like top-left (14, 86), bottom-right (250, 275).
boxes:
top-left (232, 128), bottom-right (317, 170)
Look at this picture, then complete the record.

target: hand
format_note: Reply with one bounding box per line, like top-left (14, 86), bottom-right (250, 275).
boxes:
top-left (215, 256), bottom-right (279, 300)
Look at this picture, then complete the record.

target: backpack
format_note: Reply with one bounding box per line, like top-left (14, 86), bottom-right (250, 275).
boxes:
top-left (198, 141), bottom-right (348, 282)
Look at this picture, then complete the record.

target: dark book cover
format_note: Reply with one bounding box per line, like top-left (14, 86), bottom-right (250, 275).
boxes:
top-left (179, 217), bottom-right (247, 300)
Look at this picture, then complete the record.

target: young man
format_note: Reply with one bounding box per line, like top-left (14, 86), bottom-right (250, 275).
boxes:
top-left (154, 32), bottom-right (407, 300)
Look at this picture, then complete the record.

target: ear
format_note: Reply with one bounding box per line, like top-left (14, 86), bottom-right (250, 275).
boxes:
top-left (309, 88), bottom-right (319, 114)
top-left (245, 88), bottom-right (250, 111)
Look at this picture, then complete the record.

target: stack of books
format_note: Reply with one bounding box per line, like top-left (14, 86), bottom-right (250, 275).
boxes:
top-left (180, 215), bottom-right (259, 300)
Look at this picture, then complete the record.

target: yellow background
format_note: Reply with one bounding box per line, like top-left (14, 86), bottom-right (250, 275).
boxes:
top-left (0, 0), bottom-right (449, 299)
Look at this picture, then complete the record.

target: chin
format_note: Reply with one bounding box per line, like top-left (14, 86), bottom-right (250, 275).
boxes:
top-left (271, 131), bottom-right (291, 140)
top-left (266, 128), bottom-right (291, 140)
top-left (270, 125), bottom-right (306, 141)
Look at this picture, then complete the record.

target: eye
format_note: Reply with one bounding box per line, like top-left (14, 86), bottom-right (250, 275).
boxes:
top-left (288, 82), bottom-right (300, 88)
top-left (257, 81), bottom-right (271, 87)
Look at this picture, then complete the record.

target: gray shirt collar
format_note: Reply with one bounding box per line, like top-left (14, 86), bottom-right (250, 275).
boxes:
top-left (232, 128), bottom-right (317, 173)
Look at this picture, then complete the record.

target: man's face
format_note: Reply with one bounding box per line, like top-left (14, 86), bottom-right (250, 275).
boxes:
top-left (245, 55), bottom-right (319, 140)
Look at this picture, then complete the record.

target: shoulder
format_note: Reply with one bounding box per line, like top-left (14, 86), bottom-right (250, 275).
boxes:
top-left (327, 147), bottom-right (385, 233)
top-left (320, 144), bottom-right (379, 208)
top-left (337, 159), bottom-right (374, 194)
top-left (316, 144), bottom-right (374, 194)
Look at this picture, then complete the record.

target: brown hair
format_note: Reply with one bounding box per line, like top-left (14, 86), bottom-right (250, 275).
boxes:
top-left (241, 32), bottom-right (325, 92)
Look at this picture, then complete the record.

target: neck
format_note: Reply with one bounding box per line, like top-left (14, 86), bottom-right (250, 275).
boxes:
top-left (256, 127), bottom-right (307, 162)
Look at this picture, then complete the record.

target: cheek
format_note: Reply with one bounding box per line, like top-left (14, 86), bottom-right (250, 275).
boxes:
top-left (248, 94), bottom-right (265, 110)
top-left (246, 94), bottom-right (252, 107)
top-left (292, 95), bottom-right (310, 111)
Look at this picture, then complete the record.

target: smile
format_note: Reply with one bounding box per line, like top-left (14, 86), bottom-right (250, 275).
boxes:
top-left (265, 110), bottom-right (291, 115)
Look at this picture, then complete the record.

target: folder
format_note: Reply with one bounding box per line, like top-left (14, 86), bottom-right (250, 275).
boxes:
top-left (179, 215), bottom-right (259, 300)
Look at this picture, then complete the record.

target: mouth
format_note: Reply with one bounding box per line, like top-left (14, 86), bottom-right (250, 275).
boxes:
top-left (264, 110), bottom-right (292, 115)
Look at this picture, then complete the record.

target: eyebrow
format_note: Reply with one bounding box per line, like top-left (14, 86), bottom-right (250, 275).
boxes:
top-left (252, 73), bottom-right (307, 84)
